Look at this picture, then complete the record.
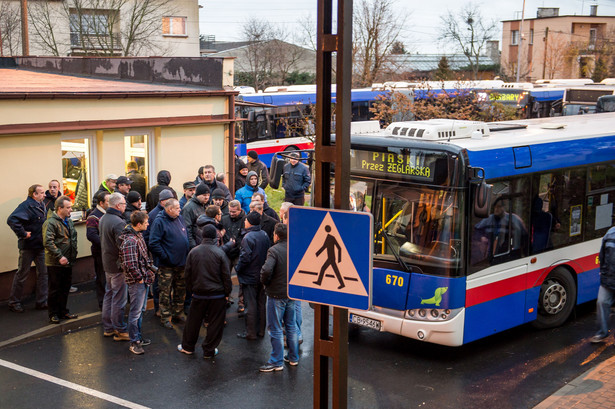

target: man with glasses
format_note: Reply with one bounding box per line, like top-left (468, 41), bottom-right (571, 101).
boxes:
top-left (100, 193), bottom-right (129, 341)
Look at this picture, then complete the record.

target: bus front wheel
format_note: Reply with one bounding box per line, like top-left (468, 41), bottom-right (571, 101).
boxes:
top-left (533, 267), bottom-right (577, 329)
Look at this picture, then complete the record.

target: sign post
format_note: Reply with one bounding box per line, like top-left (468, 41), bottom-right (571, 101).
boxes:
top-left (313, 0), bottom-right (352, 407)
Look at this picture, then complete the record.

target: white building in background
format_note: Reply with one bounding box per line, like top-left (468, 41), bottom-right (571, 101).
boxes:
top-left (0, 0), bottom-right (200, 57)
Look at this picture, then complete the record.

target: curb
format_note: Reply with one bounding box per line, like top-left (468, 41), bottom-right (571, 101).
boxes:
top-left (0, 312), bottom-right (101, 350)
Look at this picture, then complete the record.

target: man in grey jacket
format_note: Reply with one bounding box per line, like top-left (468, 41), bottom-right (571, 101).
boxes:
top-left (100, 193), bottom-right (129, 341)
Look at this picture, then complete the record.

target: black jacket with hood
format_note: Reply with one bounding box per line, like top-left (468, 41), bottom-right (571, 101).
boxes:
top-left (145, 171), bottom-right (177, 212)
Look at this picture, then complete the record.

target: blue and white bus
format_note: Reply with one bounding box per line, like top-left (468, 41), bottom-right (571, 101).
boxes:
top-left (343, 113), bottom-right (615, 346)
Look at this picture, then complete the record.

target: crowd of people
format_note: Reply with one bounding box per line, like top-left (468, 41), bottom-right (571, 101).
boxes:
top-left (6, 151), bottom-right (311, 371)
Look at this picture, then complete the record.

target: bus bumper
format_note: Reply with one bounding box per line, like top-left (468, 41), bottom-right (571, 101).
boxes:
top-left (349, 307), bottom-right (466, 347)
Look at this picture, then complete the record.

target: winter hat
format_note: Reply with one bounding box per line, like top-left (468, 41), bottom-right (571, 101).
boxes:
top-left (246, 211), bottom-right (261, 226)
top-left (196, 184), bottom-right (210, 196)
top-left (211, 188), bottom-right (225, 199)
top-left (159, 189), bottom-right (174, 201)
top-left (247, 150), bottom-right (258, 160)
top-left (247, 170), bottom-right (258, 181)
top-left (183, 181), bottom-right (196, 190)
top-left (126, 191), bottom-right (141, 204)
top-left (202, 224), bottom-right (218, 239)
top-left (237, 160), bottom-right (248, 171)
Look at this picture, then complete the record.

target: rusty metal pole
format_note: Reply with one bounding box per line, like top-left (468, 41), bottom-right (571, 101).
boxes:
top-left (20, 0), bottom-right (29, 56)
top-left (314, 0), bottom-right (352, 408)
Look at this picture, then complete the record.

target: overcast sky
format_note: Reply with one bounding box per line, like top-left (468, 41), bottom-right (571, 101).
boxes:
top-left (198, 0), bottom-right (615, 53)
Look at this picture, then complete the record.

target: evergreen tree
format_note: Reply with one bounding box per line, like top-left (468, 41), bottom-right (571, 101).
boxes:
top-left (434, 56), bottom-right (452, 81)
top-left (592, 55), bottom-right (609, 83)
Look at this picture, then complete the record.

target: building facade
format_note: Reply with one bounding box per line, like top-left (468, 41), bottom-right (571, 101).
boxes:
top-left (0, 0), bottom-right (200, 57)
top-left (0, 56), bottom-right (236, 301)
top-left (501, 7), bottom-right (615, 81)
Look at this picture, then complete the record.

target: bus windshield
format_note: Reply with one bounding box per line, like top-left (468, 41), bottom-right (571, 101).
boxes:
top-left (351, 179), bottom-right (464, 277)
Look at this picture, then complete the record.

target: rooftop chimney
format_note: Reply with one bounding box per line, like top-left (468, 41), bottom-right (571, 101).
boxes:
top-left (537, 7), bottom-right (559, 18)
top-left (590, 5), bottom-right (598, 16)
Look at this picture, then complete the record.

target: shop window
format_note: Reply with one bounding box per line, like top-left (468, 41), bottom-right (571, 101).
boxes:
top-left (162, 16), bottom-right (186, 36)
top-left (62, 138), bottom-right (91, 219)
top-left (124, 134), bottom-right (150, 202)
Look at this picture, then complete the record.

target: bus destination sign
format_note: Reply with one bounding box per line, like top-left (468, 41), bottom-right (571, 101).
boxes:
top-left (351, 150), bottom-right (437, 181)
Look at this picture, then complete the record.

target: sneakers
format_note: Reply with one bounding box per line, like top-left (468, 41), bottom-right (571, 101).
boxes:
top-left (62, 313), bottom-right (78, 319)
top-left (140, 338), bottom-right (151, 346)
top-left (591, 334), bottom-right (608, 344)
top-left (284, 356), bottom-right (299, 366)
top-left (259, 363), bottom-right (284, 372)
top-left (161, 320), bottom-right (174, 329)
top-left (9, 303), bottom-right (25, 313)
top-left (177, 344), bottom-right (193, 355)
top-left (113, 332), bottom-right (130, 341)
top-left (203, 348), bottom-right (219, 359)
top-left (129, 342), bottom-right (144, 355)
top-left (49, 315), bottom-right (60, 324)
top-left (69, 286), bottom-right (78, 293)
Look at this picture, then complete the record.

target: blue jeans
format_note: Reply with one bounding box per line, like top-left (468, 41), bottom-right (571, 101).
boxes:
top-left (295, 301), bottom-right (303, 341)
top-left (596, 285), bottom-right (615, 338)
top-left (9, 248), bottom-right (47, 306)
top-left (127, 283), bottom-right (148, 343)
top-left (266, 297), bottom-right (299, 366)
top-left (102, 272), bottom-right (127, 332)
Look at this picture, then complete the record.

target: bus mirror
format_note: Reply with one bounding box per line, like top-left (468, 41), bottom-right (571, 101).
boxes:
top-left (473, 180), bottom-right (492, 218)
top-left (269, 156), bottom-right (285, 189)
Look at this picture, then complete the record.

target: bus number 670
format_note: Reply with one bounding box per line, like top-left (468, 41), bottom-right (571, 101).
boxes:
top-left (385, 274), bottom-right (404, 287)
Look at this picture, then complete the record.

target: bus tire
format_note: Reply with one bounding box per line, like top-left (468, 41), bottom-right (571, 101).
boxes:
top-left (284, 145), bottom-right (299, 153)
top-left (532, 267), bottom-right (577, 329)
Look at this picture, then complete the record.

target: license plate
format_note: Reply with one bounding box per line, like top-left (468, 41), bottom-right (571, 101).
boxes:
top-left (349, 314), bottom-right (382, 331)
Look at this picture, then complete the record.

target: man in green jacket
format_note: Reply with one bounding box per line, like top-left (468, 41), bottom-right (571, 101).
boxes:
top-left (43, 196), bottom-right (78, 324)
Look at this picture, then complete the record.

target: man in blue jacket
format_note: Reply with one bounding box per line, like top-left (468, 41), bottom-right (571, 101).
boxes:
top-left (149, 198), bottom-right (190, 329)
top-left (283, 153), bottom-right (311, 206)
top-left (7, 184), bottom-right (48, 313)
top-left (235, 171), bottom-right (266, 214)
top-left (235, 211), bottom-right (270, 340)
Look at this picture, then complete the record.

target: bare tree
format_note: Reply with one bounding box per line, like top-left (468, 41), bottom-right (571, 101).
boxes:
top-left (239, 18), bottom-right (278, 90)
top-left (543, 32), bottom-right (573, 79)
top-left (28, 0), bottom-right (175, 56)
top-left (439, 2), bottom-right (498, 80)
top-left (0, 1), bottom-right (21, 56)
top-left (353, 0), bottom-right (407, 87)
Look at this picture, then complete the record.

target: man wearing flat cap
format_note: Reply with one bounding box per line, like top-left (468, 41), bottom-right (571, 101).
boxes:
top-left (115, 176), bottom-right (133, 198)
top-left (283, 153), bottom-right (311, 206)
top-left (179, 181), bottom-right (196, 210)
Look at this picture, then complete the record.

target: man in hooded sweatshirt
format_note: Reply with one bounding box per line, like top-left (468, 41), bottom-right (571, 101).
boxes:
top-left (146, 170), bottom-right (177, 212)
top-left (235, 171), bottom-right (266, 214)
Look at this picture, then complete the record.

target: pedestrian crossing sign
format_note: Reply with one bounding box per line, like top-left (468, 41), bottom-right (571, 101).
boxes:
top-left (288, 206), bottom-right (372, 310)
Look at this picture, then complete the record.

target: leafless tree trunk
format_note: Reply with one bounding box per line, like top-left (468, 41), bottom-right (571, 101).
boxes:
top-left (0, 1), bottom-right (22, 56)
top-left (353, 0), bottom-right (407, 87)
top-left (439, 2), bottom-right (498, 80)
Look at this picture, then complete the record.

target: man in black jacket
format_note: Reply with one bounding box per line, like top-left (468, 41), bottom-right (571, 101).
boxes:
top-left (7, 184), bottom-right (47, 313)
top-left (259, 223), bottom-right (299, 371)
top-left (181, 183), bottom-right (210, 248)
top-left (177, 225), bottom-right (232, 358)
top-left (145, 170), bottom-right (177, 212)
top-left (283, 153), bottom-right (311, 206)
top-left (199, 165), bottom-right (232, 202)
top-left (126, 161), bottom-right (146, 200)
top-left (100, 193), bottom-right (129, 341)
top-left (43, 179), bottom-right (61, 218)
top-left (86, 191), bottom-right (110, 310)
top-left (235, 211), bottom-right (270, 340)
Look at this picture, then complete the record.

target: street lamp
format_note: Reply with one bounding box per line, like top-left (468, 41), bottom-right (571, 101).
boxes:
top-left (515, 0), bottom-right (526, 82)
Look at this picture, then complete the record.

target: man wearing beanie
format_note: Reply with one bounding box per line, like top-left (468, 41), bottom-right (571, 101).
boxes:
top-left (235, 211), bottom-right (270, 340)
top-left (181, 183), bottom-right (210, 249)
top-left (211, 188), bottom-right (229, 216)
top-left (235, 158), bottom-right (248, 191)
top-left (235, 171), bottom-right (266, 214)
top-left (124, 191), bottom-right (142, 221)
top-left (246, 151), bottom-right (270, 190)
top-left (177, 224), bottom-right (232, 358)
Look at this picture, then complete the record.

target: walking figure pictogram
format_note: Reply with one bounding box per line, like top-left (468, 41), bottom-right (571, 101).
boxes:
top-left (313, 225), bottom-right (345, 289)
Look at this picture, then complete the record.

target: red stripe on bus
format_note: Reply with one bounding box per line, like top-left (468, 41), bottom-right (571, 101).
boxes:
top-left (465, 253), bottom-right (599, 307)
top-left (249, 142), bottom-right (314, 155)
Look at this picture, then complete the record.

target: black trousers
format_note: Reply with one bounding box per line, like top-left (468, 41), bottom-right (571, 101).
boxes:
top-left (47, 265), bottom-right (72, 318)
top-left (181, 297), bottom-right (227, 356)
top-left (284, 196), bottom-right (305, 206)
top-left (92, 250), bottom-right (105, 310)
top-left (242, 283), bottom-right (266, 338)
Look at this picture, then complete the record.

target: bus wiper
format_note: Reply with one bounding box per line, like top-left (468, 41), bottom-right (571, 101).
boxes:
top-left (376, 222), bottom-right (412, 273)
